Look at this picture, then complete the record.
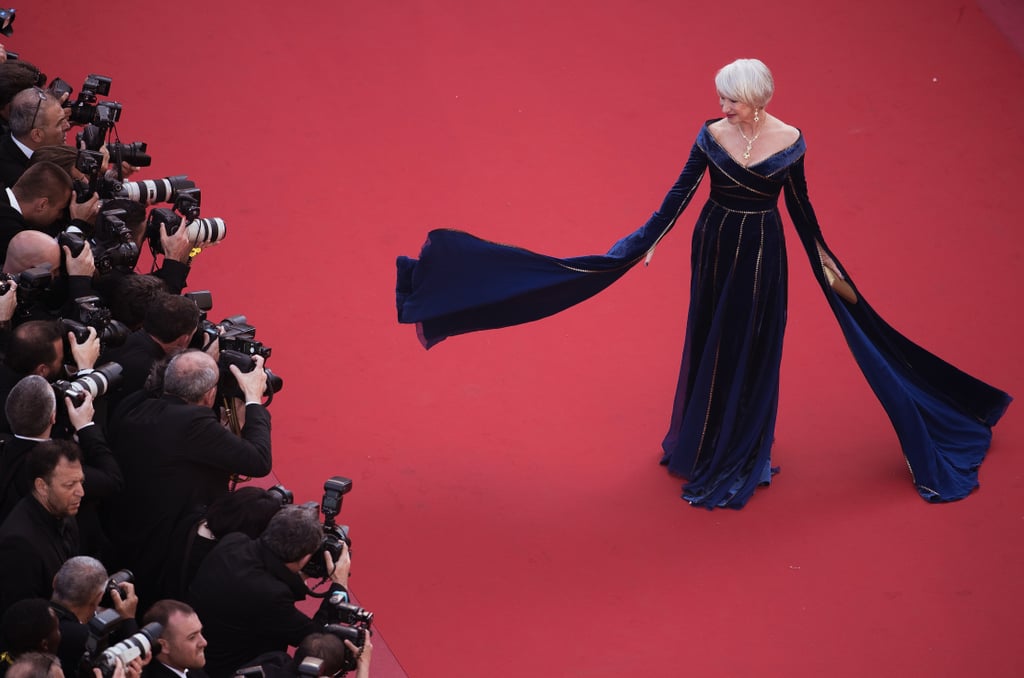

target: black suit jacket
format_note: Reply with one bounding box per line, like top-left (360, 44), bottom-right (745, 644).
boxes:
top-left (0, 494), bottom-right (79, 608)
top-left (0, 186), bottom-right (27, 261)
top-left (188, 534), bottom-right (343, 678)
top-left (101, 329), bottom-right (166, 412)
top-left (0, 435), bottom-right (40, 523)
top-left (0, 424), bottom-right (122, 547)
top-left (142, 660), bottom-right (210, 678)
top-left (0, 134), bottom-right (29, 189)
top-left (106, 395), bottom-right (272, 601)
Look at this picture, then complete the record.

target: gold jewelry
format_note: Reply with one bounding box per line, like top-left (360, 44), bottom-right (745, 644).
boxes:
top-left (738, 123), bottom-right (761, 162)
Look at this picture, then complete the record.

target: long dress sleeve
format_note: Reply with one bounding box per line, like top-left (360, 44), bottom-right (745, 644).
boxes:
top-left (396, 141), bottom-right (709, 348)
top-left (783, 154), bottom-right (1012, 501)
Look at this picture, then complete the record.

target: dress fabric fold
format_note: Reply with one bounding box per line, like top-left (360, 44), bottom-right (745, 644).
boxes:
top-left (395, 121), bottom-right (1011, 508)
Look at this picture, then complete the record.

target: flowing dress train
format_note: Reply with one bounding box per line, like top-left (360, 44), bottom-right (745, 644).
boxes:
top-left (395, 121), bottom-right (1012, 508)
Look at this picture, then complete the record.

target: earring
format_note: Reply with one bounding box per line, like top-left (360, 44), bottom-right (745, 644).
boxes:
top-left (754, 109), bottom-right (760, 123)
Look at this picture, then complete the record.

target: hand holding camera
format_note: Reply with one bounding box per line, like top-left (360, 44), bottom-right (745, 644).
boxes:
top-left (108, 578), bottom-right (139, 621)
top-left (69, 325), bottom-right (101, 370)
top-left (324, 539), bottom-right (351, 587)
top-left (66, 392), bottom-right (95, 430)
top-left (0, 278), bottom-right (16, 322)
top-left (71, 189), bottom-right (101, 223)
top-left (229, 354), bottom-right (268, 403)
top-left (63, 242), bottom-right (96, 278)
top-left (159, 220), bottom-right (193, 263)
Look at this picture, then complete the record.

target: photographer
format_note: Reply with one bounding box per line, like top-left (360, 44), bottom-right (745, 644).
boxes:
top-left (0, 319), bottom-right (101, 434)
top-left (49, 556), bottom-right (138, 675)
top-left (2, 230), bottom-right (99, 323)
top-left (106, 350), bottom-right (272, 610)
top-left (0, 62), bottom-right (46, 131)
top-left (0, 162), bottom-right (84, 258)
top-left (188, 506), bottom-right (351, 678)
top-left (284, 632), bottom-right (371, 678)
top-left (29, 146), bottom-right (113, 235)
top-left (162, 486), bottom-right (285, 603)
top-left (0, 375), bottom-right (123, 557)
top-left (101, 292), bottom-right (199, 411)
top-left (0, 88), bottom-right (70, 187)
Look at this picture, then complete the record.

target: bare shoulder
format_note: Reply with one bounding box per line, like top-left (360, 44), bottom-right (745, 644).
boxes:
top-left (707, 118), bottom-right (728, 138)
top-left (768, 117), bottom-right (800, 145)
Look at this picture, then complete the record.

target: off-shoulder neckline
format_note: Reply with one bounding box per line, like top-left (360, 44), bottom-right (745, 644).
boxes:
top-left (703, 118), bottom-right (803, 170)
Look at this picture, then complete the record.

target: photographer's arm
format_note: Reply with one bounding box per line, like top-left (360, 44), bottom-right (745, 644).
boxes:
top-left (183, 406), bottom-right (272, 478)
top-left (153, 260), bottom-right (189, 294)
top-left (344, 636), bottom-right (372, 678)
top-left (71, 395), bottom-right (125, 498)
top-left (62, 245), bottom-right (98, 305)
top-left (311, 545), bottom-right (353, 625)
top-left (152, 223), bottom-right (193, 293)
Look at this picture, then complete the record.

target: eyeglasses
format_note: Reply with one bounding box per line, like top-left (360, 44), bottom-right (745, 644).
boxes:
top-left (29, 86), bottom-right (47, 130)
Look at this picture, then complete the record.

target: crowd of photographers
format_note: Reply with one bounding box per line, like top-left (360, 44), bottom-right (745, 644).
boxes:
top-left (0, 16), bottom-right (372, 678)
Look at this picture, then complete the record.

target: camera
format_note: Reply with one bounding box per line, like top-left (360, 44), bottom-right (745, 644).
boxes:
top-left (184, 290), bottom-right (217, 350)
top-left (301, 476), bottom-right (353, 580)
top-left (218, 349), bottom-right (283, 402)
top-left (66, 75), bottom-right (116, 127)
top-left (267, 484), bottom-right (294, 505)
top-left (325, 596), bottom-right (373, 628)
top-left (114, 175), bottom-right (195, 204)
top-left (79, 608), bottom-right (162, 678)
top-left (73, 149), bottom-right (122, 202)
top-left (184, 291), bottom-right (274, 361)
top-left (0, 8), bottom-right (14, 38)
top-left (53, 362), bottom-right (123, 407)
top-left (61, 295), bottom-right (131, 348)
top-left (323, 625), bottom-right (369, 674)
top-left (146, 189), bottom-right (227, 255)
top-left (218, 315), bottom-right (272, 359)
top-left (322, 589), bottom-right (373, 673)
top-left (49, 77), bottom-right (72, 99)
top-left (106, 141), bottom-right (151, 168)
top-left (59, 208), bottom-right (141, 274)
top-left (100, 569), bottom-right (133, 608)
top-left (0, 267), bottom-right (57, 322)
top-left (295, 658), bottom-right (323, 678)
top-left (0, 265), bottom-right (52, 298)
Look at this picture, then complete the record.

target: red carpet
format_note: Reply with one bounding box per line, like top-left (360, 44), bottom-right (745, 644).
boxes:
top-left (24, 1), bottom-right (1024, 676)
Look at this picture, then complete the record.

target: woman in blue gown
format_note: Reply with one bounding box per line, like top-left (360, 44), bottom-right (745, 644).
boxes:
top-left (396, 59), bottom-right (1011, 509)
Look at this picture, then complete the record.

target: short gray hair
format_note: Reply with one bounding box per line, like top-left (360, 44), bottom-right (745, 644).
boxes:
top-left (715, 58), bottom-right (774, 108)
top-left (7, 653), bottom-right (61, 678)
top-left (9, 88), bottom-right (59, 137)
top-left (163, 350), bottom-right (218, 403)
top-left (52, 556), bottom-right (108, 607)
top-left (6, 375), bottom-right (56, 437)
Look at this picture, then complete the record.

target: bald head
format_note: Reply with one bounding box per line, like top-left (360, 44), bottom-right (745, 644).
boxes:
top-left (3, 230), bottom-right (60, 275)
top-left (163, 350), bottom-right (219, 404)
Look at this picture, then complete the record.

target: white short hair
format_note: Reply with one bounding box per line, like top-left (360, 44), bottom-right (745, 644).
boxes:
top-left (715, 58), bottom-right (774, 108)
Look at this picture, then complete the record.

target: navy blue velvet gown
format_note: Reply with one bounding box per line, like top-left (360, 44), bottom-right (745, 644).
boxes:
top-left (396, 121), bottom-right (1012, 508)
